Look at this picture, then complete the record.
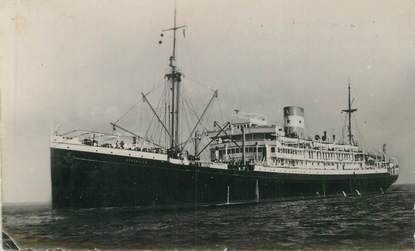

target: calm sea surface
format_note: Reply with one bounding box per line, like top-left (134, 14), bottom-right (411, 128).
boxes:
top-left (3, 184), bottom-right (414, 250)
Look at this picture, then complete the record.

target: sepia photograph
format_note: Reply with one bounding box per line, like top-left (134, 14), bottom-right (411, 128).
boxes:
top-left (1, 0), bottom-right (414, 250)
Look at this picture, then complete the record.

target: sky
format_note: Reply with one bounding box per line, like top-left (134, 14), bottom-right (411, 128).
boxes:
top-left (1, 0), bottom-right (414, 203)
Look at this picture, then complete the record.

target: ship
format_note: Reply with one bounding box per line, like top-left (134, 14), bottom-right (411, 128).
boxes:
top-left (50, 9), bottom-right (399, 209)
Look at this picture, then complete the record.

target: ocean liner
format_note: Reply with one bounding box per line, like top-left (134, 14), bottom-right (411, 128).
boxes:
top-left (50, 10), bottom-right (399, 209)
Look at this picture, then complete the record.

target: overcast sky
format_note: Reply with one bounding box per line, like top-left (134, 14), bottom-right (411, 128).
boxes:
top-left (1, 0), bottom-right (414, 203)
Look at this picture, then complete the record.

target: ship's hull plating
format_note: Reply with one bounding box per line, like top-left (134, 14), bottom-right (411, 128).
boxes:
top-left (51, 148), bottom-right (398, 209)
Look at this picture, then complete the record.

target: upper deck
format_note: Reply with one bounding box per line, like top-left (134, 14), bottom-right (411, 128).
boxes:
top-left (207, 112), bottom-right (399, 176)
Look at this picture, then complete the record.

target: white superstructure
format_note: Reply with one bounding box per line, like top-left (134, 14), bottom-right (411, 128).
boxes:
top-left (207, 110), bottom-right (399, 176)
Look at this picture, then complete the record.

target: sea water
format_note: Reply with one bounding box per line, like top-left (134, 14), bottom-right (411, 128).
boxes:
top-left (3, 184), bottom-right (414, 250)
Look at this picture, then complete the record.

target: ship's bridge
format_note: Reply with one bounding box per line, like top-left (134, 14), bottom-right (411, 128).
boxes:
top-left (207, 112), bottom-right (285, 164)
top-left (207, 111), bottom-right (285, 143)
top-left (231, 111), bottom-right (268, 128)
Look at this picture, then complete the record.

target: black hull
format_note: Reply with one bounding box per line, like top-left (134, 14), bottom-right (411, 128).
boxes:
top-left (51, 148), bottom-right (398, 209)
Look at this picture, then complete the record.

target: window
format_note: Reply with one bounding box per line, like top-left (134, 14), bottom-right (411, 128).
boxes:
top-left (271, 147), bottom-right (275, 153)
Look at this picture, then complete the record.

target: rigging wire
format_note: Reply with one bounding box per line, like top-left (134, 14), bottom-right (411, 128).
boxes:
top-left (112, 71), bottom-right (219, 152)
top-left (146, 84), bottom-right (168, 144)
top-left (158, 84), bottom-right (168, 146)
top-left (184, 93), bottom-right (210, 134)
top-left (181, 87), bottom-right (199, 120)
top-left (181, 100), bottom-right (193, 151)
top-left (182, 91), bottom-right (201, 128)
top-left (353, 113), bottom-right (367, 153)
top-left (112, 102), bottom-right (140, 125)
top-left (217, 96), bottom-right (226, 123)
top-left (341, 113), bottom-right (347, 144)
top-left (185, 75), bottom-right (218, 93)
top-left (161, 82), bottom-right (167, 147)
top-left (180, 88), bottom-right (185, 145)
top-left (164, 81), bottom-right (170, 147)
top-left (143, 78), bottom-right (166, 97)
top-left (178, 94), bottom-right (196, 148)
top-left (144, 109), bottom-right (155, 139)
top-left (172, 84), bottom-right (218, 153)
top-left (183, 88), bottom-right (211, 130)
top-left (184, 96), bottom-right (200, 152)
top-left (180, 76), bottom-right (220, 139)
top-left (110, 77), bottom-right (166, 148)
top-left (157, 118), bottom-right (164, 146)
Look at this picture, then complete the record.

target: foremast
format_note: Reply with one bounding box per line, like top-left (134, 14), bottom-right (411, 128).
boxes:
top-left (136, 7), bottom-right (218, 158)
top-left (162, 7), bottom-right (187, 154)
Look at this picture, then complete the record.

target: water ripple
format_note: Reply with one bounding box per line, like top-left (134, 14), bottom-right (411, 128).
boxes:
top-left (3, 185), bottom-right (415, 250)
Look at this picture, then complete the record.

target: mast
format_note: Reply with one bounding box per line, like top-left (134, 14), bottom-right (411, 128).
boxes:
top-left (162, 6), bottom-right (186, 153)
top-left (341, 82), bottom-right (357, 145)
top-left (347, 84), bottom-right (352, 145)
top-left (173, 8), bottom-right (181, 150)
